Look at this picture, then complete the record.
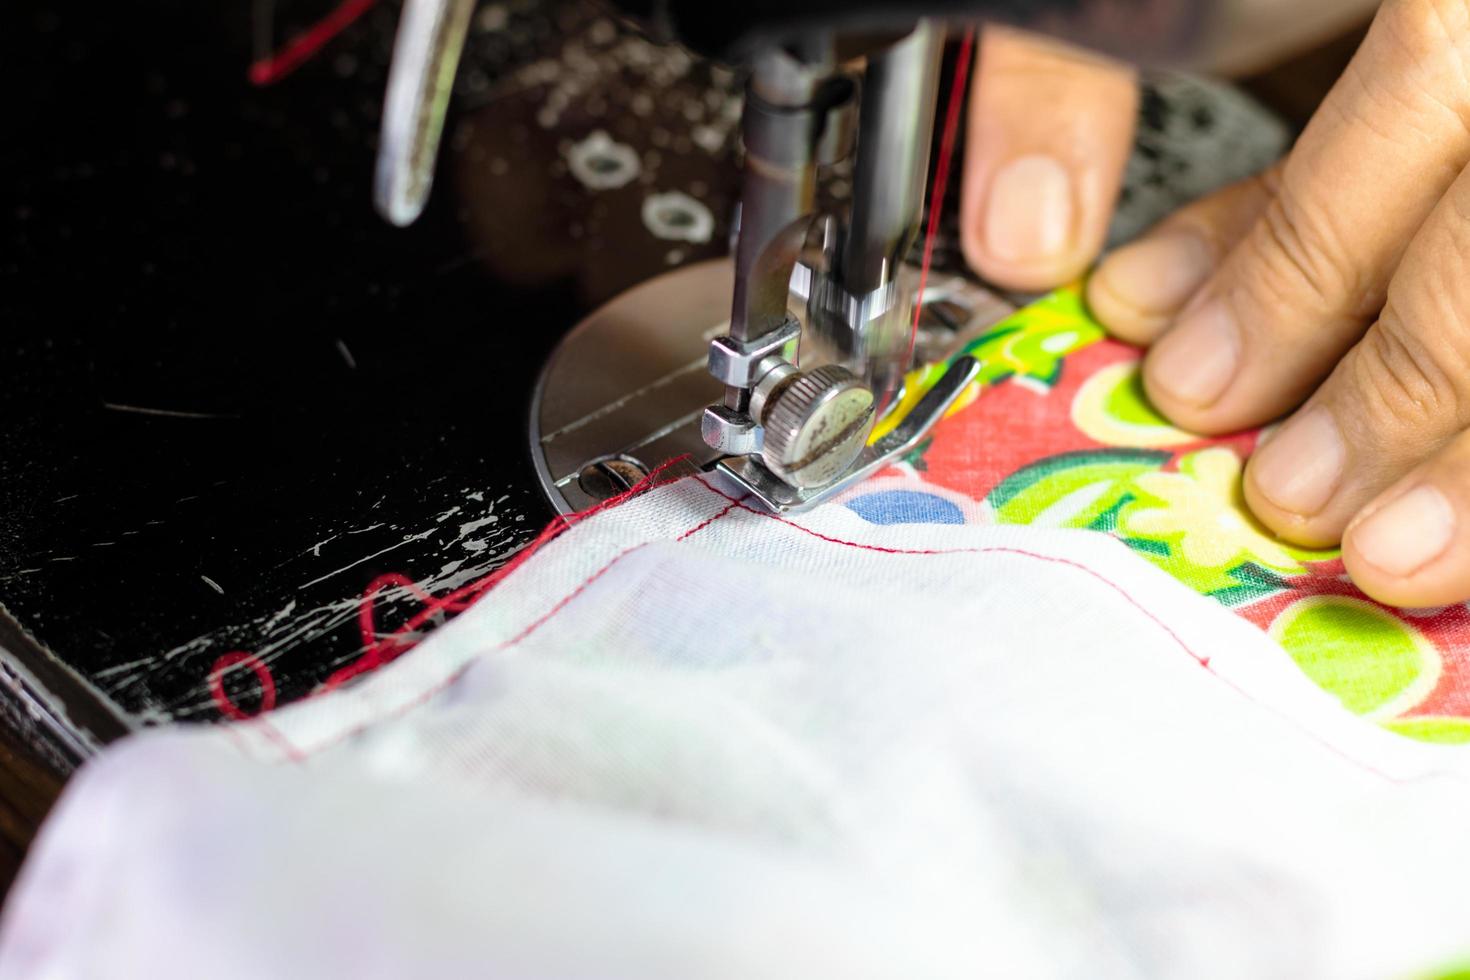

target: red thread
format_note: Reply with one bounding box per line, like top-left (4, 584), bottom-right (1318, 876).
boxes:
top-left (315, 455), bottom-right (696, 693)
top-left (675, 500), bottom-right (743, 542)
top-left (255, 487), bottom-right (740, 760)
top-left (208, 455), bottom-right (692, 722)
top-left (242, 475), bottom-right (1450, 788)
top-left (248, 0), bottom-right (379, 86)
top-left (906, 28), bottom-right (978, 370)
top-left (208, 651), bottom-right (278, 721)
top-left (693, 475), bottom-right (1205, 663)
top-left (690, 476), bottom-right (1439, 785)
top-left (357, 573), bottom-right (434, 657)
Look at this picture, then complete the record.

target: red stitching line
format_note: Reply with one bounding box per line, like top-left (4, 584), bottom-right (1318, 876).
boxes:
top-left (675, 503), bottom-right (740, 542)
top-left (245, 471), bottom-right (1438, 787)
top-left (250, 494), bottom-right (742, 762)
top-left (695, 477), bottom-right (1205, 662)
top-left (236, 455), bottom-right (693, 740)
top-left (690, 477), bottom-right (1446, 786)
top-left (256, 717), bottom-right (310, 763)
top-left (313, 456), bottom-right (696, 694)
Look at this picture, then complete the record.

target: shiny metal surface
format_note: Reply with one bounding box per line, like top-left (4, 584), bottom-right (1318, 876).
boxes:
top-left (376, 1), bottom-right (1215, 511)
top-left (758, 363), bottom-right (876, 488)
top-left (723, 53), bottom-right (856, 419)
top-left (701, 405), bottom-right (762, 456)
top-left (373, 0), bottom-right (476, 226)
top-left (530, 260), bottom-right (737, 515)
top-left (530, 257), bottom-right (1018, 514)
top-left (704, 24), bottom-right (940, 500)
top-left (840, 22), bottom-right (943, 296)
top-left (706, 321), bottom-right (802, 387)
top-left (715, 355), bottom-right (981, 512)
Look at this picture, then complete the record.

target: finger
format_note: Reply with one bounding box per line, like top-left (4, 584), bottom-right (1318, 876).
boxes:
top-left (1342, 431), bottom-right (1470, 608)
top-left (1086, 165), bottom-right (1279, 346)
top-left (1142, 0), bottom-right (1470, 436)
top-left (1243, 153), bottom-right (1470, 548)
top-left (960, 26), bottom-right (1138, 293)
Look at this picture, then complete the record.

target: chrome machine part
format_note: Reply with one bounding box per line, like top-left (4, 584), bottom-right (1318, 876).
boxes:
top-left (757, 364), bottom-right (876, 489)
top-left (816, 21), bottom-right (943, 404)
top-left (715, 354), bottom-right (981, 513)
top-left (691, 40), bottom-right (868, 499)
top-left (373, 0), bottom-right (477, 227)
top-left (747, 356), bottom-right (799, 421)
top-left (530, 260), bottom-right (735, 516)
top-left (701, 21), bottom-right (944, 505)
top-left (530, 258), bottom-right (1014, 515)
top-left (722, 48), bottom-right (856, 409)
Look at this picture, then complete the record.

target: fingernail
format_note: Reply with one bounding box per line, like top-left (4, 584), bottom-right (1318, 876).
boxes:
top-left (1147, 298), bottom-right (1240, 406)
top-left (1094, 232), bottom-right (1213, 314)
top-left (1250, 407), bottom-right (1346, 516)
top-left (1350, 485), bottom-right (1456, 577)
top-left (984, 155), bottom-right (1074, 264)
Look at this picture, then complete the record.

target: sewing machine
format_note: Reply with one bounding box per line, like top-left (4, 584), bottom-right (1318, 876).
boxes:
top-left (0, 0), bottom-right (1282, 837)
top-left (373, 0), bottom-right (1218, 514)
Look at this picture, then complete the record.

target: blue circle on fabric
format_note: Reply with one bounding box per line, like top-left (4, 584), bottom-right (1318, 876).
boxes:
top-left (845, 490), bottom-right (965, 526)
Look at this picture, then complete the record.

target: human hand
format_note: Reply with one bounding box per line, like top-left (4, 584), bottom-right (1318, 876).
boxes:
top-left (957, 0), bottom-right (1377, 292)
top-left (962, 3), bottom-right (1470, 609)
top-left (1080, 0), bottom-right (1470, 608)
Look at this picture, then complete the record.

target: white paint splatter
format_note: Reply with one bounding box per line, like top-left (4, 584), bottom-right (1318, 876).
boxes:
top-left (566, 131), bottom-right (640, 190)
top-left (641, 191), bottom-right (713, 243)
top-left (458, 515), bottom-right (499, 537)
top-left (262, 600), bottom-right (297, 632)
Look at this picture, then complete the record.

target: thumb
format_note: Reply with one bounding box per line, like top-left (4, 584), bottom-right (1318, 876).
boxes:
top-left (960, 27), bottom-right (1138, 293)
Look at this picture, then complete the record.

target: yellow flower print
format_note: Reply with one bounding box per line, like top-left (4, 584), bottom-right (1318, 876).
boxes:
top-left (1122, 448), bottom-right (1302, 574)
top-left (1071, 361), bottom-right (1197, 448)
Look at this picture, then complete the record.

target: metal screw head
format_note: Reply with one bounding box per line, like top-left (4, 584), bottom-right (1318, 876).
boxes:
top-left (576, 456), bottom-right (649, 502)
top-left (759, 364), bottom-right (875, 489)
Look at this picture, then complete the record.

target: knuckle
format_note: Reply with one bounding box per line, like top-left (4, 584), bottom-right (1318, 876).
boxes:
top-left (1240, 195), bottom-right (1367, 316)
top-left (1350, 315), bottom-right (1470, 433)
top-left (1254, 163), bottom-right (1286, 199)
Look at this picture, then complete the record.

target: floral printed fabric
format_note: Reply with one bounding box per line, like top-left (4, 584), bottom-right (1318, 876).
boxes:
top-left (853, 287), bottom-right (1470, 745)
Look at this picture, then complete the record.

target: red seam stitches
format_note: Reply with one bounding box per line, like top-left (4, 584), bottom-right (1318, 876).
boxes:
top-left (252, 475), bottom-right (1425, 787)
top-left (252, 490), bottom-right (738, 761)
top-left (691, 477), bottom-right (1436, 786)
top-left (228, 456), bottom-right (689, 729)
top-left (313, 456), bottom-right (697, 693)
top-left (692, 477), bottom-right (1207, 665)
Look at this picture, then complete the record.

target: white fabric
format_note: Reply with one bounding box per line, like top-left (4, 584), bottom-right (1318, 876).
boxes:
top-left (4, 476), bottom-right (1470, 979)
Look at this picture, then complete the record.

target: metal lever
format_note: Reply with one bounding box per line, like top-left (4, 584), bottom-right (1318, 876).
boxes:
top-left (714, 354), bottom-right (981, 513)
top-left (374, 0), bottom-right (476, 227)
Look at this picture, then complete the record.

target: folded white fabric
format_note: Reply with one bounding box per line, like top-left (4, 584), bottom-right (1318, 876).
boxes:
top-left (4, 476), bottom-right (1470, 979)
